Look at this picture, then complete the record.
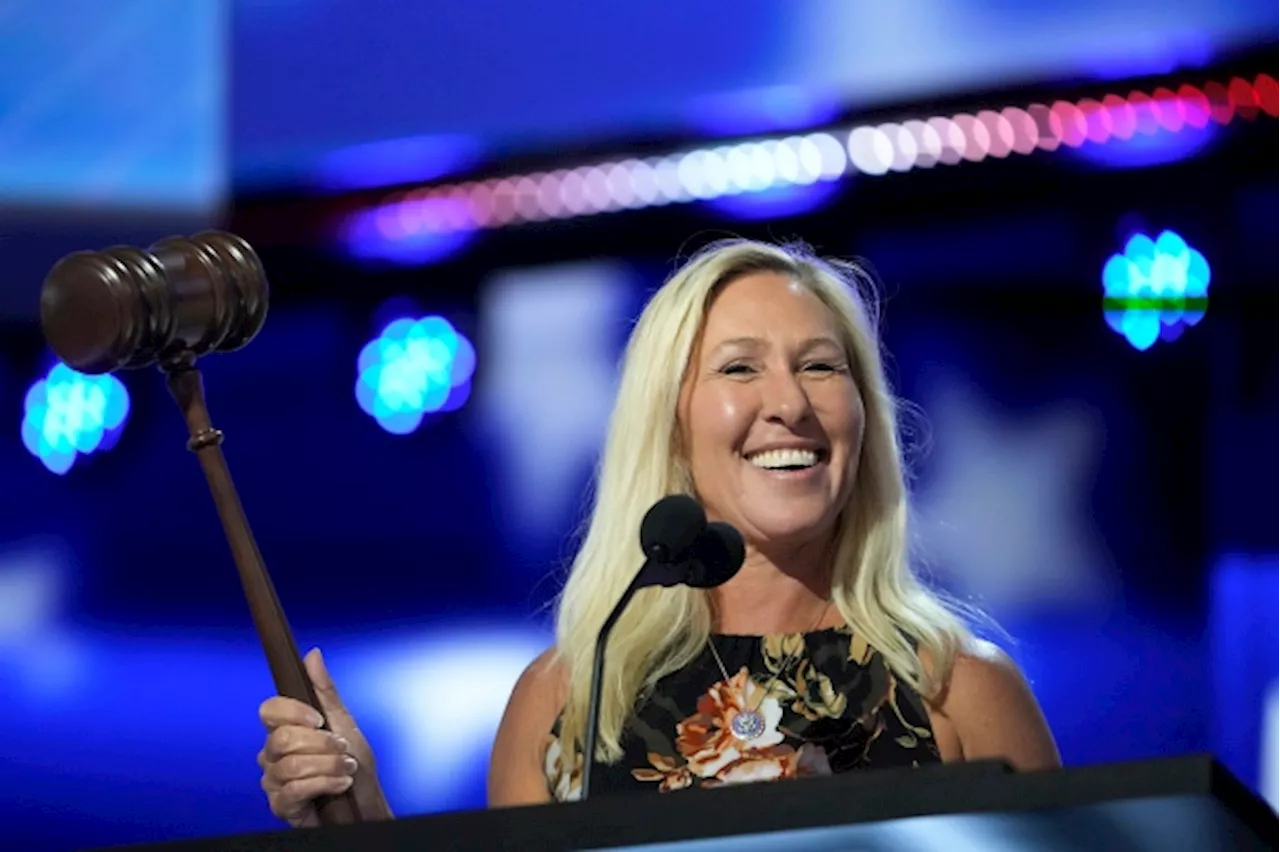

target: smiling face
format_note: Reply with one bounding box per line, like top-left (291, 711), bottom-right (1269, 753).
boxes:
top-left (678, 271), bottom-right (865, 554)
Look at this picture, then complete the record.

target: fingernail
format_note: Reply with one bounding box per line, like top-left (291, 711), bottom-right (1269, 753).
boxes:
top-left (343, 755), bottom-right (359, 774)
top-left (333, 734), bottom-right (351, 752)
top-left (308, 713), bottom-right (325, 728)
top-left (337, 775), bottom-right (354, 790)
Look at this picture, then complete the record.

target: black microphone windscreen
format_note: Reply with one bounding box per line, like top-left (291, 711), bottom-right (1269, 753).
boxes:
top-left (639, 495), bottom-right (706, 563)
top-left (685, 521), bottom-right (745, 589)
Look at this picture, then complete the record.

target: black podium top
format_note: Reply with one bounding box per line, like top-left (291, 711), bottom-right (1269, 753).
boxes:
top-left (107, 755), bottom-right (1276, 852)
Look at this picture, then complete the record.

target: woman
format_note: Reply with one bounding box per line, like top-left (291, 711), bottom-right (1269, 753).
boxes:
top-left (256, 239), bottom-right (1059, 824)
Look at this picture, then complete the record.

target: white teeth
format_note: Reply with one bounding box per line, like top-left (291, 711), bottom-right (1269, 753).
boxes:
top-left (747, 448), bottom-right (820, 470)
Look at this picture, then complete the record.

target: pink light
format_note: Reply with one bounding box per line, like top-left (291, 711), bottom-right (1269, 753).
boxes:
top-left (1127, 92), bottom-right (1161, 136)
top-left (1002, 107), bottom-right (1039, 155)
top-left (951, 113), bottom-right (990, 161)
top-left (928, 116), bottom-right (965, 164)
top-left (1027, 104), bottom-right (1060, 152)
top-left (1151, 87), bottom-right (1185, 133)
top-left (1102, 94), bottom-right (1136, 141)
top-left (903, 119), bottom-right (941, 167)
top-left (1077, 98), bottom-right (1113, 145)
top-left (467, 182), bottom-right (495, 227)
top-left (977, 110), bottom-right (1014, 158)
top-left (343, 71), bottom-right (1276, 246)
top-left (1177, 85), bottom-right (1211, 130)
top-left (1050, 101), bottom-right (1088, 148)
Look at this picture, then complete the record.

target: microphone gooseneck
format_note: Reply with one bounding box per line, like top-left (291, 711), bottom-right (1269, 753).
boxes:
top-left (580, 497), bottom-right (746, 800)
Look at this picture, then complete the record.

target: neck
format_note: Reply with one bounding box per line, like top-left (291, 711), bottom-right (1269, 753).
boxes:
top-left (710, 536), bottom-right (838, 635)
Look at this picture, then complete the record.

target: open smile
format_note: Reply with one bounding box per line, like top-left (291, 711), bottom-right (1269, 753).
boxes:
top-left (743, 447), bottom-right (829, 477)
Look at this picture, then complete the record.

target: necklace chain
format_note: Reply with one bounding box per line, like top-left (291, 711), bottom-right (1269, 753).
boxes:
top-left (706, 601), bottom-right (832, 719)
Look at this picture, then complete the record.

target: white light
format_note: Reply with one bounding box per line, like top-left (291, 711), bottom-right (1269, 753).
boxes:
top-left (677, 150), bottom-right (711, 198)
top-left (791, 135), bottom-right (823, 185)
top-left (886, 123), bottom-right (918, 173)
top-left (537, 171), bottom-right (566, 217)
top-left (582, 167), bottom-right (613, 212)
top-left (1263, 680), bottom-right (1279, 810)
top-left (624, 159), bottom-right (659, 205)
top-left (652, 155), bottom-right (686, 202)
top-left (514, 176), bottom-right (542, 220)
top-left (723, 144), bottom-right (756, 193)
top-left (602, 163), bottom-right (632, 208)
top-left (771, 139), bottom-right (800, 184)
top-left (559, 169), bottom-right (588, 214)
top-left (847, 126), bottom-right (891, 176)
top-left (808, 132), bottom-right (848, 180)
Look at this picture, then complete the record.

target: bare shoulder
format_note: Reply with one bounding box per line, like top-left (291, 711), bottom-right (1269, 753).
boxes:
top-left (488, 647), bottom-right (569, 808)
top-left (513, 647), bottom-right (569, 712)
top-left (932, 638), bottom-right (1062, 772)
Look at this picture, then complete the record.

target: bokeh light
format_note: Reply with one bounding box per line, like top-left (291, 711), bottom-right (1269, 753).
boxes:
top-left (355, 316), bottom-right (476, 434)
top-left (21, 363), bottom-right (130, 475)
top-left (342, 73), bottom-right (1275, 259)
top-left (1102, 229), bottom-right (1210, 351)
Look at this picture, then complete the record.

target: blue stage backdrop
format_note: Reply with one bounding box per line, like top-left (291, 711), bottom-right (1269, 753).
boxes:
top-left (0, 203), bottom-right (1275, 848)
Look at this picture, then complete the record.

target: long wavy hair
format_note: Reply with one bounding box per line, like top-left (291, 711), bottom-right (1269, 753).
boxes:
top-left (553, 238), bottom-right (972, 763)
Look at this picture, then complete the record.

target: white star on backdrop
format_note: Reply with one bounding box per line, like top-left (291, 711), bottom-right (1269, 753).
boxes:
top-left (909, 375), bottom-right (1118, 614)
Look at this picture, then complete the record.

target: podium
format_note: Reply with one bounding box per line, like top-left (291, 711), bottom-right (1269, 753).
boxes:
top-left (107, 755), bottom-right (1274, 851)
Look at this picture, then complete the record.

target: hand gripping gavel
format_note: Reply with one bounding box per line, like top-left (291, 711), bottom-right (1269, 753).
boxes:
top-left (39, 231), bottom-right (363, 826)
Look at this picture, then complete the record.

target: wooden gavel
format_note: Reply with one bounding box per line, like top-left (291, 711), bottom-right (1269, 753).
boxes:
top-left (39, 232), bottom-right (363, 826)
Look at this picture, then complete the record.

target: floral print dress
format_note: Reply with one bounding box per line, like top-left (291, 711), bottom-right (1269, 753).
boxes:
top-left (544, 624), bottom-right (940, 801)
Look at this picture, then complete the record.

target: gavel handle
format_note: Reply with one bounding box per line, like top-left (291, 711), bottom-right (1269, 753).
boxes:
top-left (163, 355), bottom-right (362, 826)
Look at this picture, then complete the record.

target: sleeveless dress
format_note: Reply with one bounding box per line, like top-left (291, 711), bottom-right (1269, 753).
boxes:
top-left (543, 624), bottom-right (941, 801)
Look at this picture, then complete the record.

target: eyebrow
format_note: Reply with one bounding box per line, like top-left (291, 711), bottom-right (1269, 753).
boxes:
top-left (711, 335), bottom-right (845, 354)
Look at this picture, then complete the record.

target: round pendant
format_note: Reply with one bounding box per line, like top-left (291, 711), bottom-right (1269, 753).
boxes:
top-left (730, 709), bottom-right (766, 741)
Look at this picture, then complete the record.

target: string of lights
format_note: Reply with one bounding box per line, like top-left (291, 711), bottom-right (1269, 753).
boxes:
top-left (348, 73), bottom-right (1277, 246)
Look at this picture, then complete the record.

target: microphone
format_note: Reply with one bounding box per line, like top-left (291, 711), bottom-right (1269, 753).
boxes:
top-left (579, 499), bottom-right (746, 800)
top-left (634, 493), bottom-right (708, 587)
top-left (685, 521), bottom-right (746, 589)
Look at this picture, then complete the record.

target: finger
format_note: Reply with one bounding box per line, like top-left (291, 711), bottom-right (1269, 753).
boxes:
top-left (268, 753), bottom-right (359, 785)
top-left (259, 696), bottom-right (324, 730)
top-left (264, 725), bottom-right (350, 762)
top-left (304, 648), bottom-right (350, 723)
top-left (271, 775), bottom-right (354, 819)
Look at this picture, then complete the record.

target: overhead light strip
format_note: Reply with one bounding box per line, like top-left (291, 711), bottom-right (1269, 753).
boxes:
top-left (353, 74), bottom-right (1278, 242)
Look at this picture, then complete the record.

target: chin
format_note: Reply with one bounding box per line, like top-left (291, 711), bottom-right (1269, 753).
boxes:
top-left (740, 510), bottom-right (838, 552)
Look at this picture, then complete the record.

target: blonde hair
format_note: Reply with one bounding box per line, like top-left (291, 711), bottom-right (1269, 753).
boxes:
top-left (553, 238), bottom-right (972, 763)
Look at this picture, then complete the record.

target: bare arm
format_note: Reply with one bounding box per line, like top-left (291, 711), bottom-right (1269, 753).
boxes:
top-left (931, 640), bottom-right (1062, 772)
top-left (488, 648), bottom-right (567, 808)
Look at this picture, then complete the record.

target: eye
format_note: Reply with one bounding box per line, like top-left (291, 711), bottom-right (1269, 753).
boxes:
top-left (803, 361), bottom-right (841, 373)
top-left (720, 362), bottom-right (757, 376)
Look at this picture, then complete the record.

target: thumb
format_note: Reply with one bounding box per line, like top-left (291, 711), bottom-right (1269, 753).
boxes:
top-left (304, 647), bottom-right (351, 723)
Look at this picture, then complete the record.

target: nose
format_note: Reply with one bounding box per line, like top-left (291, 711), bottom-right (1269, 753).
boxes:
top-left (760, 369), bottom-right (813, 429)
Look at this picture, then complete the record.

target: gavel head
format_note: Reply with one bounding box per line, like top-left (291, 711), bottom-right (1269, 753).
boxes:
top-left (40, 230), bottom-right (270, 375)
